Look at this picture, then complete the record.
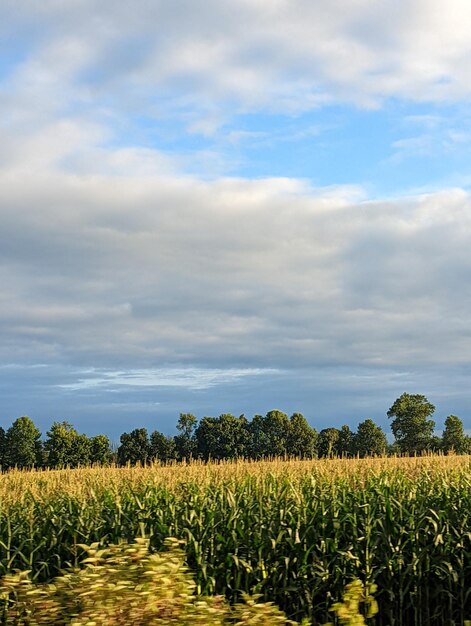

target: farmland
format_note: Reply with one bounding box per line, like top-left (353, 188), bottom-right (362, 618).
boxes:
top-left (1, 456), bottom-right (471, 624)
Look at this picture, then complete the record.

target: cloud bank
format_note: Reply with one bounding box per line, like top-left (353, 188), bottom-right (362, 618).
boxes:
top-left (1, 166), bottom-right (470, 372)
top-left (1, 1), bottom-right (471, 431)
top-left (4, 0), bottom-right (471, 117)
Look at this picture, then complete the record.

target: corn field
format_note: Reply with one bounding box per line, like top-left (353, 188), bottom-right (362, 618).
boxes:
top-left (0, 456), bottom-right (471, 625)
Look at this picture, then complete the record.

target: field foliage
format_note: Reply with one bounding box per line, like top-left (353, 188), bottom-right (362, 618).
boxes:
top-left (0, 456), bottom-right (470, 624)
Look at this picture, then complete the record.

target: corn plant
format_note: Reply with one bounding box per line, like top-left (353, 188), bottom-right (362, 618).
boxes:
top-left (0, 456), bottom-right (470, 624)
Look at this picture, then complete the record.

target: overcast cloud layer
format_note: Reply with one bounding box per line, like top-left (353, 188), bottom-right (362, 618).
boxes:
top-left (1, 1), bottom-right (471, 435)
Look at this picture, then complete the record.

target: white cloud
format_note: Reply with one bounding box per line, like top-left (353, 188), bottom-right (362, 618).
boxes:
top-left (58, 367), bottom-right (279, 392)
top-left (1, 6), bottom-right (471, 377)
top-left (3, 0), bottom-right (471, 134)
top-left (2, 1), bottom-right (471, 431)
top-left (0, 156), bottom-right (470, 371)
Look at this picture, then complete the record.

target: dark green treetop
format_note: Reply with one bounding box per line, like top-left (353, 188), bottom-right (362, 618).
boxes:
top-left (354, 419), bottom-right (387, 457)
top-left (4, 416), bottom-right (42, 469)
top-left (286, 412), bottom-right (318, 458)
top-left (150, 431), bottom-right (177, 462)
top-left (174, 413), bottom-right (197, 460)
top-left (45, 421), bottom-right (91, 468)
top-left (317, 428), bottom-right (340, 458)
top-left (118, 428), bottom-right (150, 465)
top-left (387, 393), bottom-right (435, 454)
top-left (442, 415), bottom-right (469, 454)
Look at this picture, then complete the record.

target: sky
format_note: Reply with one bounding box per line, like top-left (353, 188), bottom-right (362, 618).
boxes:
top-left (1, 0), bottom-right (471, 440)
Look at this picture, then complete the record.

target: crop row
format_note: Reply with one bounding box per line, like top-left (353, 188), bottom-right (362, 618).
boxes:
top-left (0, 457), bottom-right (470, 625)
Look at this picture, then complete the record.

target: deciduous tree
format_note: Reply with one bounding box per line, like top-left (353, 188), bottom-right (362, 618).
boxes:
top-left (317, 428), bottom-right (340, 458)
top-left (442, 415), bottom-right (468, 454)
top-left (354, 419), bottom-right (387, 457)
top-left (195, 414), bottom-right (249, 460)
top-left (4, 416), bottom-right (42, 469)
top-left (44, 421), bottom-right (91, 468)
top-left (337, 424), bottom-right (354, 457)
top-left (248, 410), bottom-right (291, 458)
top-left (387, 393), bottom-right (435, 454)
top-left (90, 434), bottom-right (112, 465)
top-left (150, 431), bottom-right (177, 462)
top-left (286, 413), bottom-right (317, 458)
top-left (174, 413), bottom-right (197, 460)
top-left (118, 428), bottom-right (150, 465)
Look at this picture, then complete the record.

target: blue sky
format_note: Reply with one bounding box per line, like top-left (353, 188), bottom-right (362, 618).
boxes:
top-left (1, 0), bottom-right (471, 440)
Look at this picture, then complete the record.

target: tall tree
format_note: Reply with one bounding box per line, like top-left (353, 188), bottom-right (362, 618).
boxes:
top-left (196, 414), bottom-right (249, 460)
top-left (337, 425), bottom-right (354, 457)
top-left (354, 419), bottom-right (387, 457)
top-left (248, 410), bottom-right (291, 458)
top-left (4, 416), bottom-right (42, 469)
top-left (44, 421), bottom-right (91, 468)
top-left (195, 416), bottom-right (221, 460)
top-left (247, 414), bottom-right (268, 459)
top-left (174, 413), bottom-right (197, 460)
top-left (286, 413), bottom-right (317, 458)
top-left (71, 433), bottom-right (92, 466)
top-left (150, 431), bottom-right (177, 462)
top-left (317, 428), bottom-right (340, 458)
top-left (90, 434), bottom-right (112, 465)
top-left (387, 393), bottom-right (435, 454)
top-left (442, 415), bottom-right (468, 454)
top-left (117, 428), bottom-right (150, 465)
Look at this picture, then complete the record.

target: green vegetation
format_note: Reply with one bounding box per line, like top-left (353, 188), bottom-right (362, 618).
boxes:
top-left (0, 536), bottom-right (377, 626)
top-left (442, 414), bottom-right (469, 455)
top-left (2, 417), bottom-right (41, 469)
top-left (1, 393), bottom-right (470, 469)
top-left (1, 394), bottom-right (470, 623)
top-left (0, 456), bottom-right (470, 624)
top-left (0, 538), bottom-right (298, 625)
top-left (387, 393), bottom-right (436, 454)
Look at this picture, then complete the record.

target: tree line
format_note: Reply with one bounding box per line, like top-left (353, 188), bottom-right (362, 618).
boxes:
top-left (0, 393), bottom-right (468, 469)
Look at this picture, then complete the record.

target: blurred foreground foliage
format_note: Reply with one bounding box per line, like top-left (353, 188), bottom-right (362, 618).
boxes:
top-left (0, 538), bottom-right (376, 626)
top-left (1, 456), bottom-right (471, 623)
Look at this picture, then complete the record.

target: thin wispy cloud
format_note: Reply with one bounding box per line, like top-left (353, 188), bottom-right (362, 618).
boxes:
top-left (59, 367), bottom-right (280, 392)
